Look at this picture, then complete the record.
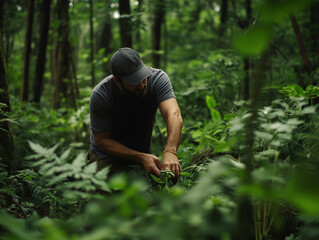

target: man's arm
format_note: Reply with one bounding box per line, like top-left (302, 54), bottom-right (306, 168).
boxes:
top-left (93, 132), bottom-right (162, 177)
top-left (159, 98), bottom-right (183, 179)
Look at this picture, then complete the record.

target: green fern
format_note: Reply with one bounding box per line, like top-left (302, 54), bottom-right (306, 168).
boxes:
top-left (27, 141), bottom-right (111, 200)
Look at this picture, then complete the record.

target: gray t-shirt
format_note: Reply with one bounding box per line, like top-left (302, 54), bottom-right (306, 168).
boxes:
top-left (89, 67), bottom-right (176, 159)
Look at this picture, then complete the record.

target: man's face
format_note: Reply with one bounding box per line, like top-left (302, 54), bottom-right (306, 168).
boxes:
top-left (119, 78), bottom-right (148, 98)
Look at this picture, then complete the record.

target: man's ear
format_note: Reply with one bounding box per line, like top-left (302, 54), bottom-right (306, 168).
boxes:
top-left (113, 76), bottom-right (121, 87)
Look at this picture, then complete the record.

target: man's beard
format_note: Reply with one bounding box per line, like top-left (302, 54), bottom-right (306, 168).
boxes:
top-left (119, 83), bottom-right (147, 99)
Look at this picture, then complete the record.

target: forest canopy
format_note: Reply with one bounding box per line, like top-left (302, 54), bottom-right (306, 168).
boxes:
top-left (1, 0), bottom-right (319, 239)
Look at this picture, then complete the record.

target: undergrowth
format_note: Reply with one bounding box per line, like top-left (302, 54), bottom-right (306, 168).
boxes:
top-left (1, 89), bottom-right (319, 239)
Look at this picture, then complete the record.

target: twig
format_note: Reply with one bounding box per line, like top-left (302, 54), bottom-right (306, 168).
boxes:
top-left (6, 193), bottom-right (27, 219)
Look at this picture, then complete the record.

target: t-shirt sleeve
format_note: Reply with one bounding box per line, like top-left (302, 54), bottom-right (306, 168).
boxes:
top-left (154, 71), bottom-right (176, 105)
top-left (89, 91), bottom-right (112, 133)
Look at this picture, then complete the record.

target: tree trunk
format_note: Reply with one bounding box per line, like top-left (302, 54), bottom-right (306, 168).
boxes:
top-left (152, 0), bottom-right (165, 68)
top-left (290, 14), bottom-right (312, 76)
top-left (0, 31), bottom-right (14, 173)
top-left (52, 0), bottom-right (73, 109)
top-left (245, 0), bottom-right (252, 21)
top-left (50, 2), bottom-right (56, 87)
top-left (219, 0), bottom-right (228, 38)
top-left (21, 0), bottom-right (35, 102)
top-left (234, 52), bottom-right (269, 240)
top-left (33, 0), bottom-right (51, 104)
top-left (310, 1), bottom-right (319, 85)
top-left (243, 59), bottom-right (250, 100)
top-left (119, 0), bottom-right (132, 48)
top-left (89, 0), bottom-right (95, 87)
top-left (135, 0), bottom-right (143, 50)
top-left (0, 0), bottom-right (3, 49)
top-left (163, 11), bottom-right (167, 70)
top-left (192, 0), bottom-right (202, 24)
top-left (243, 0), bottom-right (252, 100)
top-left (98, 17), bottom-right (112, 75)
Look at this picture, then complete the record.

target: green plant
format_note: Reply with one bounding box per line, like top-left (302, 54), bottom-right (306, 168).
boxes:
top-left (27, 141), bottom-right (110, 197)
top-left (9, 141), bottom-right (110, 217)
top-left (279, 84), bottom-right (319, 102)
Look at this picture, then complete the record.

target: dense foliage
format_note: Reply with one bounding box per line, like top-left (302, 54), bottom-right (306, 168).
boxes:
top-left (1, 0), bottom-right (319, 239)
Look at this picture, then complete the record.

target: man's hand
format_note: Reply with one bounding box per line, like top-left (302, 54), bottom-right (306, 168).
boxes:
top-left (162, 151), bottom-right (181, 182)
top-left (159, 98), bottom-right (183, 182)
top-left (140, 153), bottom-right (162, 177)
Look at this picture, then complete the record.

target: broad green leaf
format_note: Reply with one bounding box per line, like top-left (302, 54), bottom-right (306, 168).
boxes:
top-left (28, 141), bottom-right (47, 155)
top-left (48, 171), bottom-right (73, 186)
top-left (258, 149), bottom-right (279, 156)
top-left (60, 148), bottom-right (71, 162)
top-left (80, 228), bottom-right (113, 240)
top-left (192, 129), bottom-right (203, 140)
top-left (180, 171), bottom-right (191, 177)
top-left (83, 161), bottom-right (97, 174)
top-left (212, 129), bottom-right (223, 136)
top-left (301, 106), bottom-right (316, 115)
top-left (91, 178), bottom-right (111, 192)
top-left (108, 174), bottom-right (127, 190)
top-left (205, 95), bottom-right (217, 109)
top-left (284, 168), bottom-right (319, 216)
top-left (0, 118), bottom-right (19, 125)
top-left (37, 217), bottom-right (69, 240)
top-left (69, 142), bottom-right (84, 148)
top-left (210, 109), bottom-right (222, 122)
top-left (232, 25), bottom-right (272, 57)
top-left (0, 210), bottom-right (38, 240)
top-left (286, 118), bottom-right (303, 126)
top-left (255, 130), bottom-right (273, 141)
top-left (279, 84), bottom-right (305, 98)
top-left (95, 166), bottom-right (110, 180)
top-left (306, 85), bottom-right (319, 98)
top-left (63, 180), bottom-right (95, 191)
top-left (72, 152), bottom-right (86, 169)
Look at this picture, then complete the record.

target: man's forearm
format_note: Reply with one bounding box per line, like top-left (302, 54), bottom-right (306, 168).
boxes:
top-left (96, 137), bottom-right (162, 176)
top-left (164, 111), bottom-right (183, 153)
top-left (96, 138), bottom-right (144, 164)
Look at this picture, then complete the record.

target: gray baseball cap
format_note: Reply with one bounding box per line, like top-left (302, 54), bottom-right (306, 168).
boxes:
top-left (110, 47), bottom-right (152, 85)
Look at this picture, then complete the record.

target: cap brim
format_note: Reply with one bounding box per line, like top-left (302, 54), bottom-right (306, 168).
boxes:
top-left (121, 65), bottom-right (152, 85)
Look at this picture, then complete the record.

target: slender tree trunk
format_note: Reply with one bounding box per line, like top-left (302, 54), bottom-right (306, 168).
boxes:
top-left (192, 0), bottom-right (202, 24)
top-left (243, 59), bottom-right (250, 100)
top-left (234, 52), bottom-right (269, 240)
top-left (33, 0), bottom-right (51, 104)
top-left (0, 31), bottom-right (14, 173)
top-left (2, 1), bottom-right (14, 64)
top-left (310, 1), bottom-right (319, 85)
top-left (89, 0), bottom-right (95, 87)
top-left (50, 2), bottom-right (56, 87)
top-left (52, 0), bottom-right (72, 109)
top-left (290, 14), bottom-right (312, 75)
top-left (245, 0), bottom-right (252, 21)
top-left (119, 0), bottom-right (132, 48)
top-left (21, 0), bottom-right (35, 102)
top-left (219, 0), bottom-right (228, 38)
top-left (0, 0), bottom-right (3, 49)
top-left (69, 45), bottom-right (79, 102)
top-left (135, 0), bottom-right (143, 50)
top-left (163, 11), bottom-right (167, 70)
top-left (243, 0), bottom-right (252, 100)
top-left (98, 15), bottom-right (112, 75)
top-left (152, 0), bottom-right (165, 68)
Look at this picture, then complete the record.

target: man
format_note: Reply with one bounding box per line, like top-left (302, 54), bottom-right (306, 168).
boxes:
top-left (88, 47), bottom-right (183, 181)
